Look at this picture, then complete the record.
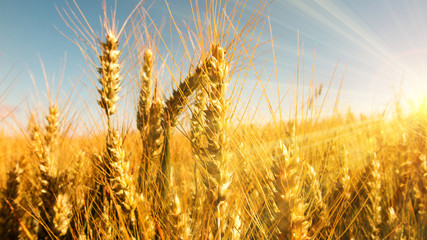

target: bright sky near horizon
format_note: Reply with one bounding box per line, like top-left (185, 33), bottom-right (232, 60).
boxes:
top-left (1, 0), bottom-right (426, 131)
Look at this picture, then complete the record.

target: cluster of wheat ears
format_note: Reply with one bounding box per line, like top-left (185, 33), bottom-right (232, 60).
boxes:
top-left (0, 0), bottom-right (426, 239)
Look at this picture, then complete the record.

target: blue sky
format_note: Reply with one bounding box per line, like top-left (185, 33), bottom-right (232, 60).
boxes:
top-left (1, 0), bottom-right (426, 130)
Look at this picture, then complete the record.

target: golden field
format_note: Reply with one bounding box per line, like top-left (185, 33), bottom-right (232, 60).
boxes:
top-left (0, 0), bottom-right (426, 239)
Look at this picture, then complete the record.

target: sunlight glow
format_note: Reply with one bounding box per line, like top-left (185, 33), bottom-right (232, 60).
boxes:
top-left (400, 64), bottom-right (427, 112)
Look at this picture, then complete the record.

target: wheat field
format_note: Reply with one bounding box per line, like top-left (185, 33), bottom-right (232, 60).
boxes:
top-left (0, 0), bottom-right (426, 239)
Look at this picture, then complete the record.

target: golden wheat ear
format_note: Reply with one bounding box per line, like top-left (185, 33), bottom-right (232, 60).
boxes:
top-left (137, 49), bottom-right (154, 133)
top-left (191, 87), bottom-right (207, 159)
top-left (166, 167), bottom-right (191, 239)
top-left (97, 32), bottom-right (122, 125)
top-left (155, 54), bottom-right (210, 220)
top-left (95, 29), bottom-right (141, 238)
top-left (163, 64), bottom-right (209, 128)
top-left (0, 160), bottom-right (22, 239)
top-left (96, 30), bottom-right (123, 188)
top-left (136, 49), bottom-right (164, 195)
top-left (44, 104), bottom-right (60, 150)
top-left (195, 44), bottom-right (233, 238)
top-left (266, 138), bottom-right (310, 240)
top-left (189, 86), bottom-right (208, 217)
top-left (32, 104), bottom-right (74, 239)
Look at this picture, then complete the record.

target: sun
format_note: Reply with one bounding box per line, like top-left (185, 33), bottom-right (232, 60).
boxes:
top-left (375, 49), bottom-right (427, 114)
top-left (400, 69), bottom-right (427, 113)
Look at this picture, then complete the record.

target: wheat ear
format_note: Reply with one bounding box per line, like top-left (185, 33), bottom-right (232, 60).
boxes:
top-left (191, 87), bottom-right (207, 158)
top-left (45, 104), bottom-right (59, 150)
top-left (96, 31), bottom-right (138, 238)
top-left (349, 153), bottom-right (383, 240)
top-left (168, 167), bottom-right (191, 240)
top-left (0, 160), bottom-right (22, 239)
top-left (143, 96), bottom-right (164, 196)
top-left (163, 63), bottom-right (209, 127)
top-left (303, 162), bottom-right (328, 237)
top-left (190, 87), bottom-right (207, 212)
top-left (147, 95), bottom-right (164, 165)
top-left (52, 193), bottom-right (72, 237)
top-left (199, 44), bottom-right (232, 239)
top-left (270, 139), bottom-right (310, 240)
top-left (95, 31), bottom-right (122, 208)
top-left (105, 129), bottom-right (138, 236)
top-left (158, 58), bottom-right (209, 200)
top-left (136, 49), bottom-right (153, 191)
top-left (98, 32), bottom-right (121, 125)
top-left (36, 105), bottom-right (56, 240)
top-left (368, 154), bottom-right (383, 239)
top-left (35, 104), bottom-right (73, 239)
top-left (136, 49), bottom-right (164, 193)
top-left (136, 49), bottom-right (153, 133)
